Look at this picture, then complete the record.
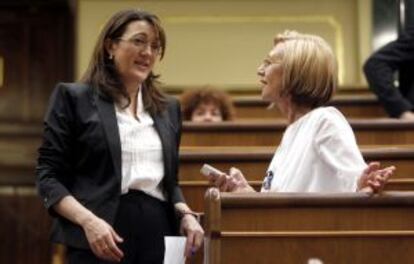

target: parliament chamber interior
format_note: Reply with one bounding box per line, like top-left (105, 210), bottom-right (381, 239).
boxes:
top-left (1, 0), bottom-right (414, 263)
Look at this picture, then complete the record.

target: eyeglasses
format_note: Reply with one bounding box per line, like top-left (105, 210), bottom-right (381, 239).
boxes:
top-left (262, 170), bottom-right (274, 190)
top-left (117, 37), bottom-right (161, 55)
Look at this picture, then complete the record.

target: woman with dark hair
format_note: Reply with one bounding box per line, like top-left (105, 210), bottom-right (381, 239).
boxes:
top-left (36, 9), bottom-right (203, 263)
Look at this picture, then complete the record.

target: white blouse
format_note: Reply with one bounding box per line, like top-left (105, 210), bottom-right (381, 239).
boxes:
top-left (261, 107), bottom-right (366, 193)
top-left (115, 88), bottom-right (165, 200)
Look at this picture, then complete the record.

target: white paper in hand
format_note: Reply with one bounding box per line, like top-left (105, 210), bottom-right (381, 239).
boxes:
top-left (163, 236), bottom-right (186, 264)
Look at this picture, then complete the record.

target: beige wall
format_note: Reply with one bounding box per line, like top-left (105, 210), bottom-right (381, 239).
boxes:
top-left (77, 0), bottom-right (372, 89)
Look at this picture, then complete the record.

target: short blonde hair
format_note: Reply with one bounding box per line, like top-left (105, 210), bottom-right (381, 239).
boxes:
top-left (274, 31), bottom-right (337, 108)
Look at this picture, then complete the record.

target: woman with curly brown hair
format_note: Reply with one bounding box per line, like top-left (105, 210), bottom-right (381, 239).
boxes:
top-left (180, 86), bottom-right (235, 122)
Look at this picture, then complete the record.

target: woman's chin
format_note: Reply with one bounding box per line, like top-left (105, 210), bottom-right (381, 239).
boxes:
top-left (123, 72), bottom-right (150, 85)
top-left (135, 72), bottom-right (150, 82)
top-left (261, 93), bottom-right (277, 104)
top-left (261, 93), bottom-right (272, 102)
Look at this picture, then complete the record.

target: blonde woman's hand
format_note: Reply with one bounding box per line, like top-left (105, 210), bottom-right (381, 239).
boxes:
top-left (358, 162), bottom-right (395, 194)
top-left (206, 167), bottom-right (255, 192)
top-left (205, 170), bottom-right (233, 192)
top-left (227, 167), bottom-right (256, 193)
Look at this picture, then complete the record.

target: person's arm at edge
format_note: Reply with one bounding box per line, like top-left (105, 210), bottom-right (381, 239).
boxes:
top-left (363, 33), bottom-right (414, 117)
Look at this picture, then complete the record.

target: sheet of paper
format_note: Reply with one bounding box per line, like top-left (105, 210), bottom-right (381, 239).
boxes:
top-left (163, 236), bottom-right (186, 264)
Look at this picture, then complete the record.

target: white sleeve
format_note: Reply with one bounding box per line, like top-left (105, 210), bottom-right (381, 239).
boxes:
top-left (314, 110), bottom-right (366, 191)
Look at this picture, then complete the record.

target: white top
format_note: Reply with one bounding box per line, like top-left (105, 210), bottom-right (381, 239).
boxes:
top-left (115, 88), bottom-right (165, 200)
top-left (261, 107), bottom-right (366, 193)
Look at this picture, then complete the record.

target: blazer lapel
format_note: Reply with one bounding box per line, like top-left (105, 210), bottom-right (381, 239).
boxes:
top-left (153, 112), bottom-right (173, 181)
top-left (95, 94), bottom-right (122, 183)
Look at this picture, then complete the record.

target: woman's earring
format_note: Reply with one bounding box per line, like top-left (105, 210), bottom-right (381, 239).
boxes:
top-left (109, 53), bottom-right (113, 60)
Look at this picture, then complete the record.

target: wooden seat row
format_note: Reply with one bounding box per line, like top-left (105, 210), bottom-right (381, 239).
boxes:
top-left (204, 189), bottom-right (414, 264)
top-left (2, 134), bottom-right (414, 212)
top-left (182, 119), bottom-right (414, 146)
top-left (165, 85), bottom-right (373, 97)
top-left (167, 86), bottom-right (385, 119)
top-left (3, 142), bottom-right (413, 183)
top-left (6, 118), bottom-right (414, 170)
top-left (179, 145), bottom-right (414, 180)
top-left (181, 180), bottom-right (414, 213)
top-left (179, 146), bottom-right (414, 211)
top-left (233, 94), bottom-right (386, 119)
top-left (4, 117), bottom-right (414, 152)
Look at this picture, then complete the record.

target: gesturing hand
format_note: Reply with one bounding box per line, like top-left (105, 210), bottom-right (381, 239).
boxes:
top-left (358, 162), bottom-right (395, 194)
top-left (227, 167), bottom-right (255, 193)
top-left (206, 167), bottom-right (255, 193)
top-left (82, 215), bottom-right (124, 262)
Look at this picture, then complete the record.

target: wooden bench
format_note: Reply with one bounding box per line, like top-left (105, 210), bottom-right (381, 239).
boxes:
top-left (204, 189), bottom-right (414, 264)
top-left (234, 94), bottom-right (386, 119)
top-left (3, 143), bottom-right (413, 214)
top-left (179, 146), bottom-right (414, 211)
top-left (165, 85), bottom-right (373, 96)
top-left (166, 86), bottom-right (384, 119)
top-left (179, 145), bottom-right (414, 180)
top-left (182, 119), bottom-right (414, 146)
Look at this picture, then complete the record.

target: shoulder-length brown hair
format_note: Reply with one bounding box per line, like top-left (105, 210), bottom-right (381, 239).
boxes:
top-left (81, 9), bottom-right (167, 115)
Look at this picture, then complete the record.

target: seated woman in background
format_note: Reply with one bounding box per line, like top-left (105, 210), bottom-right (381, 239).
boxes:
top-left (180, 86), bottom-right (235, 122)
top-left (207, 31), bottom-right (394, 194)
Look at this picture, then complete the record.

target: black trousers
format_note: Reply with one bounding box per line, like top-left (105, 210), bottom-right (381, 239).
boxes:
top-left (67, 190), bottom-right (174, 264)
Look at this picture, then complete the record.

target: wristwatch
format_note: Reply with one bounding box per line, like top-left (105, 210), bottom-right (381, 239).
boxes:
top-left (176, 209), bottom-right (201, 222)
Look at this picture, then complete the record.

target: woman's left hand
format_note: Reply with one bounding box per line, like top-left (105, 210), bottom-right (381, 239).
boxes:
top-left (357, 162), bottom-right (395, 193)
top-left (180, 214), bottom-right (204, 257)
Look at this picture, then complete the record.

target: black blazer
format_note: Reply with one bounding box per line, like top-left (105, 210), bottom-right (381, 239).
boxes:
top-left (363, 27), bottom-right (414, 117)
top-left (36, 82), bottom-right (184, 248)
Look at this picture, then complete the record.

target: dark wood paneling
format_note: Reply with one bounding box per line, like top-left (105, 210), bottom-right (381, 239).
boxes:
top-left (0, 4), bottom-right (73, 122)
top-left (0, 192), bottom-right (52, 264)
top-left (0, 2), bottom-right (73, 263)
